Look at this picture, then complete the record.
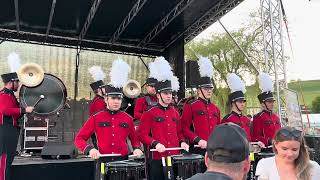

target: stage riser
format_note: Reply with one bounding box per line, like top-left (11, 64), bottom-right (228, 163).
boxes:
top-left (12, 161), bottom-right (94, 180)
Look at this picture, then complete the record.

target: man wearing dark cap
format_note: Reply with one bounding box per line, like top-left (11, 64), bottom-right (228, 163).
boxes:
top-left (222, 73), bottom-right (252, 142)
top-left (74, 59), bottom-right (143, 160)
top-left (133, 77), bottom-right (158, 123)
top-left (181, 57), bottom-right (221, 156)
top-left (188, 123), bottom-right (251, 180)
top-left (0, 72), bottom-right (34, 180)
top-left (252, 73), bottom-right (280, 147)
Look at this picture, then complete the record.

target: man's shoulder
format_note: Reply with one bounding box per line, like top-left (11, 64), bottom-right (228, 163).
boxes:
top-left (188, 171), bottom-right (232, 180)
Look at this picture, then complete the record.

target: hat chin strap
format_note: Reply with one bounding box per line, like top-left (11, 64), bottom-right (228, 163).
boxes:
top-left (199, 88), bottom-right (208, 100)
top-left (263, 101), bottom-right (271, 112)
top-left (99, 87), bottom-right (105, 96)
top-left (233, 101), bottom-right (242, 113)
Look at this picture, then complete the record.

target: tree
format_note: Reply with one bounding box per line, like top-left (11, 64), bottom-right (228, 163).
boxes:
top-left (185, 19), bottom-right (264, 114)
top-left (312, 96), bottom-right (320, 113)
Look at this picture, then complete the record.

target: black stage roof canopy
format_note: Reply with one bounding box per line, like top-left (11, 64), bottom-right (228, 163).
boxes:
top-left (0, 0), bottom-right (243, 56)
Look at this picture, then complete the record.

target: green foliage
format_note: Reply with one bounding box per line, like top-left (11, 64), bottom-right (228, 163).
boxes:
top-left (312, 96), bottom-right (320, 113)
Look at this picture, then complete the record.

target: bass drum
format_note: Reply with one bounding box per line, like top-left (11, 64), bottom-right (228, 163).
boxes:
top-left (19, 73), bottom-right (67, 116)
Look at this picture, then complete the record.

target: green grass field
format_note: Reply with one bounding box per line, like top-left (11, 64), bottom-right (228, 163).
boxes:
top-left (287, 80), bottom-right (320, 109)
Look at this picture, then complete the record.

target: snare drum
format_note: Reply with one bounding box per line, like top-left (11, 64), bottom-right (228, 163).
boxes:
top-left (105, 160), bottom-right (145, 180)
top-left (172, 154), bottom-right (204, 179)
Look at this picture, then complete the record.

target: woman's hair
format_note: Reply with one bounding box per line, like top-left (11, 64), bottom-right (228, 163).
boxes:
top-left (272, 126), bottom-right (312, 180)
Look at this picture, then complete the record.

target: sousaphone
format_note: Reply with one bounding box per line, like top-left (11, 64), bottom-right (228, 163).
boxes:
top-left (123, 79), bottom-right (141, 99)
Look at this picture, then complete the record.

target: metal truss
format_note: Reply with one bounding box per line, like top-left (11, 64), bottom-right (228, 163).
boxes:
top-left (45, 0), bottom-right (57, 41)
top-left (0, 28), bottom-right (159, 57)
top-left (110, 0), bottom-right (148, 43)
top-left (260, 0), bottom-right (287, 120)
top-left (137, 0), bottom-right (194, 47)
top-left (78, 0), bottom-right (102, 44)
top-left (14, 0), bottom-right (20, 32)
top-left (164, 0), bottom-right (242, 50)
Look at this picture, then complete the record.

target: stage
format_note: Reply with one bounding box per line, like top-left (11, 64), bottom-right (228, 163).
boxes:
top-left (12, 156), bottom-right (95, 180)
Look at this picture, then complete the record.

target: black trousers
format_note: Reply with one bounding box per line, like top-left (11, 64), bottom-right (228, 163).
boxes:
top-left (149, 160), bottom-right (165, 180)
top-left (0, 125), bottom-right (20, 180)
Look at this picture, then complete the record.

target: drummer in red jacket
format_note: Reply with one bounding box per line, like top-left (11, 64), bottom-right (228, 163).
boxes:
top-left (252, 73), bottom-right (281, 147)
top-left (222, 73), bottom-right (252, 142)
top-left (138, 57), bottom-right (188, 180)
top-left (181, 57), bottom-right (221, 156)
top-left (74, 59), bottom-right (143, 160)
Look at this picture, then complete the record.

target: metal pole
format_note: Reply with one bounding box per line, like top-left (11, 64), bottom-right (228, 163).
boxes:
top-left (218, 20), bottom-right (259, 74)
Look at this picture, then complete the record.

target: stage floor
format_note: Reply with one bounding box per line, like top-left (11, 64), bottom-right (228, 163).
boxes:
top-left (12, 156), bottom-right (95, 180)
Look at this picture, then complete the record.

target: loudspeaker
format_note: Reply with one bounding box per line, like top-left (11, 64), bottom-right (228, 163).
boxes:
top-left (186, 60), bottom-right (199, 88)
top-left (41, 142), bottom-right (78, 159)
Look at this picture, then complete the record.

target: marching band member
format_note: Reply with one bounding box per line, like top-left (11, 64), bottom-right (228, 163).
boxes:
top-left (253, 72), bottom-right (281, 147)
top-left (170, 75), bottom-right (181, 115)
top-left (138, 57), bottom-right (188, 180)
top-left (74, 59), bottom-right (143, 160)
top-left (0, 53), bottom-right (34, 180)
top-left (88, 66), bottom-right (107, 148)
top-left (181, 57), bottom-right (221, 156)
top-left (133, 63), bottom-right (158, 123)
top-left (222, 73), bottom-right (252, 142)
top-left (88, 66), bottom-right (106, 116)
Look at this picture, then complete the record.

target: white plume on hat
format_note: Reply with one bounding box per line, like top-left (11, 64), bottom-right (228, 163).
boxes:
top-left (148, 61), bottom-right (158, 79)
top-left (109, 59), bottom-right (131, 88)
top-left (198, 56), bottom-right (213, 78)
top-left (171, 76), bottom-right (180, 92)
top-left (7, 52), bottom-right (21, 72)
top-left (227, 73), bottom-right (246, 93)
top-left (258, 72), bottom-right (273, 93)
top-left (89, 66), bottom-right (105, 82)
top-left (153, 56), bottom-right (173, 81)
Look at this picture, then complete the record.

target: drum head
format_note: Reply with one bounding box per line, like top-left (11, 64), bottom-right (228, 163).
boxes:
top-left (172, 154), bottom-right (204, 161)
top-left (107, 161), bottom-right (144, 169)
top-left (19, 74), bottom-right (67, 116)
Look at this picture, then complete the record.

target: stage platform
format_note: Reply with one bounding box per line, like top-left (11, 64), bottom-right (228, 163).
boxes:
top-left (12, 156), bottom-right (95, 180)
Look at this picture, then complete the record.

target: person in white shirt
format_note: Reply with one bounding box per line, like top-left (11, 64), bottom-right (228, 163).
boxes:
top-left (255, 127), bottom-right (320, 180)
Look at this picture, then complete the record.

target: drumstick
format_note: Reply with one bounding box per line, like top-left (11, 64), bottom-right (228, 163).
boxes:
top-left (194, 145), bottom-right (200, 148)
top-left (98, 153), bottom-right (121, 157)
top-left (33, 95), bottom-right (45, 107)
top-left (150, 147), bottom-right (184, 152)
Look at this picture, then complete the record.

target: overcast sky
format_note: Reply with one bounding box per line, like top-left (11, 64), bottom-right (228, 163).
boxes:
top-left (194, 0), bottom-right (320, 81)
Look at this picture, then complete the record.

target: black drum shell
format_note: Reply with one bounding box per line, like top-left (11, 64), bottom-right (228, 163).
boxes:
top-left (19, 73), bottom-right (67, 116)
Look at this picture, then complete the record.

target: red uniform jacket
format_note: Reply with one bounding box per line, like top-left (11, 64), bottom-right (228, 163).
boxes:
top-left (181, 98), bottom-right (221, 144)
top-left (222, 111), bottom-right (252, 142)
top-left (0, 88), bottom-right (24, 126)
top-left (74, 109), bottom-right (141, 155)
top-left (138, 104), bottom-right (185, 160)
top-left (134, 95), bottom-right (157, 120)
top-left (252, 110), bottom-right (281, 145)
top-left (89, 95), bottom-right (106, 116)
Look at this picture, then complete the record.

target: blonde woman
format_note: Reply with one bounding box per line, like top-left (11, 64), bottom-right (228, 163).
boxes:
top-left (255, 127), bottom-right (320, 180)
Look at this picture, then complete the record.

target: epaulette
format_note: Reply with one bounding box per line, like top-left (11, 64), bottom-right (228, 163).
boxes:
top-left (145, 105), bottom-right (157, 112)
top-left (92, 110), bottom-right (106, 117)
top-left (222, 113), bottom-right (232, 120)
top-left (186, 97), bottom-right (197, 104)
top-left (253, 111), bottom-right (264, 118)
top-left (121, 111), bottom-right (134, 119)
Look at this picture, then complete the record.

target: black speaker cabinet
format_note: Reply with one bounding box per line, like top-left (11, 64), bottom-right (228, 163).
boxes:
top-left (186, 60), bottom-right (200, 88)
top-left (41, 142), bottom-right (78, 159)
